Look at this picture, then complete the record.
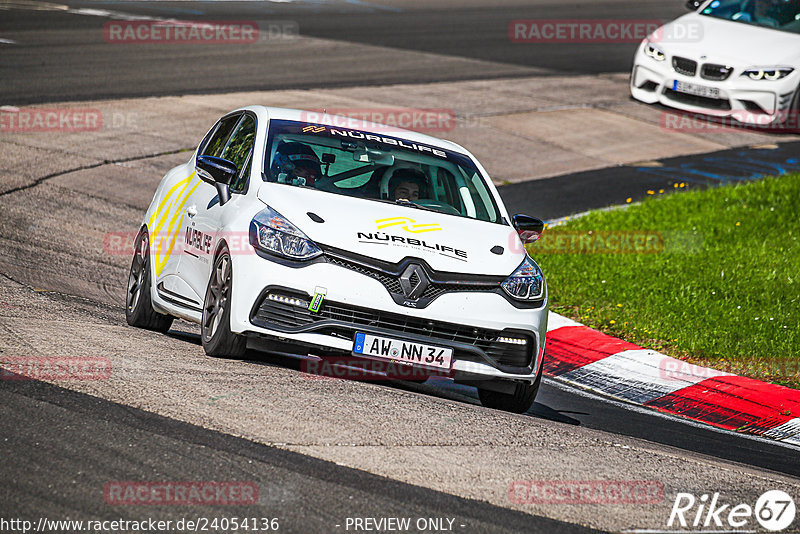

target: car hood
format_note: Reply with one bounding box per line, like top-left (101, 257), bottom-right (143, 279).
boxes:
top-left (257, 184), bottom-right (524, 276)
top-left (656, 13), bottom-right (800, 66)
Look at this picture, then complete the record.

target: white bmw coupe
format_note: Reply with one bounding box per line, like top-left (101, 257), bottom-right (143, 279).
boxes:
top-left (126, 107), bottom-right (548, 413)
top-left (631, 0), bottom-right (800, 126)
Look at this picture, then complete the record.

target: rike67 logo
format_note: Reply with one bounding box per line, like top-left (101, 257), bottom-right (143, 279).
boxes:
top-left (668, 490), bottom-right (796, 532)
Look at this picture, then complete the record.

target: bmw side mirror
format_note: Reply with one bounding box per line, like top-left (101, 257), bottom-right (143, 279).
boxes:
top-left (512, 214), bottom-right (545, 244)
top-left (197, 155), bottom-right (237, 205)
top-left (685, 0), bottom-right (702, 10)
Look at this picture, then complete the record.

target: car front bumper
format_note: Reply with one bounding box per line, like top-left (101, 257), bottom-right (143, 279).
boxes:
top-left (228, 250), bottom-right (547, 382)
top-left (630, 44), bottom-right (798, 126)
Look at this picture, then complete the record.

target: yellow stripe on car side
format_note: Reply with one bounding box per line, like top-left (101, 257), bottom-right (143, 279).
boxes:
top-left (148, 172), bottom-right (200, 276)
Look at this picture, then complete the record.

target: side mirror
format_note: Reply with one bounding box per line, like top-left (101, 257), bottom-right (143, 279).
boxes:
top-left (512, 214), bottom-right (545, 245)
top-left (685, 0), bottom-right (702, 10)
top-left (197, 155), bottom-right (237, 205)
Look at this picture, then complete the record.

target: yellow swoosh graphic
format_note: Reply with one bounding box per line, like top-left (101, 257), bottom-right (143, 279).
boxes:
top-left (148, 172), bottom-right (200, 276)
top-left (375, 217), bottom-right (442, 233)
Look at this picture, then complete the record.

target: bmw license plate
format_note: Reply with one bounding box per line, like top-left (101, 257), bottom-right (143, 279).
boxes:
top-left (672, 80), bottom-right (720, 99)
top-left (353, 332), bottom-right (453, 370)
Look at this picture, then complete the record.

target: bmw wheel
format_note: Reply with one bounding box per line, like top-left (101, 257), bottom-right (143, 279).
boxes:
top-left (126, 229), bottom-right (173, 333)
top-left (201, 247), bottom-right (247, 358)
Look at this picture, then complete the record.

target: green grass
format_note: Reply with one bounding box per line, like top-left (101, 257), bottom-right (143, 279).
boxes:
top-left (530, 174), bottom-right (800, 389)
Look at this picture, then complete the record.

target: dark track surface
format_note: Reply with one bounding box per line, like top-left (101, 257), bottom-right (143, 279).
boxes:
top-left (499, 141), bottom-right (800, 220)
top-left (0, 375), bottom-right (599, 534)
top-left (0, 0), bottom-right (687, 104)
top-left (2, 1), bottom-right (799, 531)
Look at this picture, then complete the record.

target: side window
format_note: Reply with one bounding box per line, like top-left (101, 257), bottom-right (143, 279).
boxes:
top-left (229, 148), bottom-right (253, 193)
top-left (222, 114), bottom-right (256, 193)
top-left (201, 114), bottom-right (242, 158)
top-left (221, 114), bottom-right (256, 171)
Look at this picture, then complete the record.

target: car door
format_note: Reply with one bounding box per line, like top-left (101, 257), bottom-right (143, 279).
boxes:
top-left (179, 111), bottom-right (257, 302)
top-left (148, 118), bottom-right (239, 309)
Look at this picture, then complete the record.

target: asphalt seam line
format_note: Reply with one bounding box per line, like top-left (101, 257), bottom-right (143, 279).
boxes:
top-left (0, 148), bottom-right (190, 197)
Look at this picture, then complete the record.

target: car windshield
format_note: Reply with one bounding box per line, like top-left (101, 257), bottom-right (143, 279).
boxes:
top-left (699, 0), bottom-right (800, 33)
top-left (263, 119), bottom-right (503, 224)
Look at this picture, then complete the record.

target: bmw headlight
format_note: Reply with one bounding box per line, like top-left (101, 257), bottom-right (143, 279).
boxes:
top-left (249, 206), bottom-right (322, 260)
top-left (742, 68), bottom-right (793, 81)
top-left (644, 42), bottom-right (666, 62)
top-left (501, 256), bottom-right (545, 301)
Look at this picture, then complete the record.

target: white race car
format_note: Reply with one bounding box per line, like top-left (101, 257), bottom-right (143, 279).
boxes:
top-left (126, 107), bottom-right (548, 413)
top-left (631, 0), bottom-right (800, 126)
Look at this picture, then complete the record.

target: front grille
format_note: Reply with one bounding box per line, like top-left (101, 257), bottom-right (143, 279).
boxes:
top-left (672, 56), bottom-right (697, 77)
top-left (700, 63), bottom-right (732, 81)
top-left (663, 89), bottom-right (731, 110)
top-left (251, 292), bottom-right (533, 368)
top-left (327, 256), bottom-right (402, 293)
top-left (326, 255), bottom-right (499, 301)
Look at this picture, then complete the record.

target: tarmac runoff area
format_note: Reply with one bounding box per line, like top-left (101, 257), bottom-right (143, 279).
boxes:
top-left (1, 74), bottom-right (800, 532)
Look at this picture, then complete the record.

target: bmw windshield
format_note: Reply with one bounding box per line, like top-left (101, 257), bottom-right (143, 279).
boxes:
top-left (700, 0), bottom-right (800, 33)
top-left (263, 119), bottom-right (503, 224)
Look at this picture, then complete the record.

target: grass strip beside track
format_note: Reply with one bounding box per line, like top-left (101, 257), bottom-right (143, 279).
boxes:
top-left (531, 174), bottom-right (800, 389)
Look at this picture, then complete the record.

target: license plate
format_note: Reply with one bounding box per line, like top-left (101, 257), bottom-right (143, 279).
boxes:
top-left (353, 332), bottom-right (453, 370)
top-left (672, 80), bottom-right (721, 99)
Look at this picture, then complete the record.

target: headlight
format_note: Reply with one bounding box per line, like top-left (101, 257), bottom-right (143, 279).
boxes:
top-left (249, 206), bottom-right (322, 260)
top-left (501, 256), bottom-right (545, 301)
top-left (742, 68), bottom-right (793, 81)
top-left (644, 42), bottom-right (666, 62)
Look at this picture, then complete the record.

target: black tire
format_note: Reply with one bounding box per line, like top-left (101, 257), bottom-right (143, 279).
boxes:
top-left (201, 247), bottom-right (247, 358)
top-left (478, 367), bottom-right (542, 414)
top-left (126, 229), bottom-right (174, 333)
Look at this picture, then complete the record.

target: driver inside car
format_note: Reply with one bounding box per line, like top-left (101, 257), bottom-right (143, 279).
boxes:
top-left (389, 168), bottom-right (429, 201)
top-left (270, 141), bottom-right (322, 187)
top-left (733, 0), bottom-right (783, 27)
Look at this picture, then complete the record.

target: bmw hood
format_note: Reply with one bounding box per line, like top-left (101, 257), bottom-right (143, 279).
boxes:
top-left (257, 184), bottom-right (525, 276)
top-left (655, 13), bottom-right (800, 66)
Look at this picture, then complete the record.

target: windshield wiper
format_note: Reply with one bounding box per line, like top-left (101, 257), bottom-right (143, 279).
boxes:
top-left (392, 199), bottom-right (440, 213)
top-left (368, 198), bottom-right (438, 212)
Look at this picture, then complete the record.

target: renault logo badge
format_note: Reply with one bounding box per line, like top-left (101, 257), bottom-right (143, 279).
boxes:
top-left (399, 264), bottom-right (429, 300)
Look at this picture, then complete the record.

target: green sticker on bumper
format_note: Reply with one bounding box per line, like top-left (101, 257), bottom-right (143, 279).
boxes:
top-left (309, 292), bottom-right (325, 313)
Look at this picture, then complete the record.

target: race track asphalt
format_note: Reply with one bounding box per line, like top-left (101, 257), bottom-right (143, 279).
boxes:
top-left (2, 1), bottom-right (799, 532)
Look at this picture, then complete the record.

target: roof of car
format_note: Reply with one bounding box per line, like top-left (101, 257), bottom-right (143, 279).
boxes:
top-left (243, 106), bottom-right (470, 156)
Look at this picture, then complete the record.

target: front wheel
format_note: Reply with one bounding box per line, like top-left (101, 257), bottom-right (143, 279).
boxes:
top-left (126, 229), bottom-right (173, 333)
top-left (201, 248), bottom-right (247, 358)
top-left (478, 369), bottom-right (542, 414)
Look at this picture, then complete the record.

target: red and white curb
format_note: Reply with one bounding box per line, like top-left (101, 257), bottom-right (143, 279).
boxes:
top-left (544, 313), bottom-right (800, 446)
